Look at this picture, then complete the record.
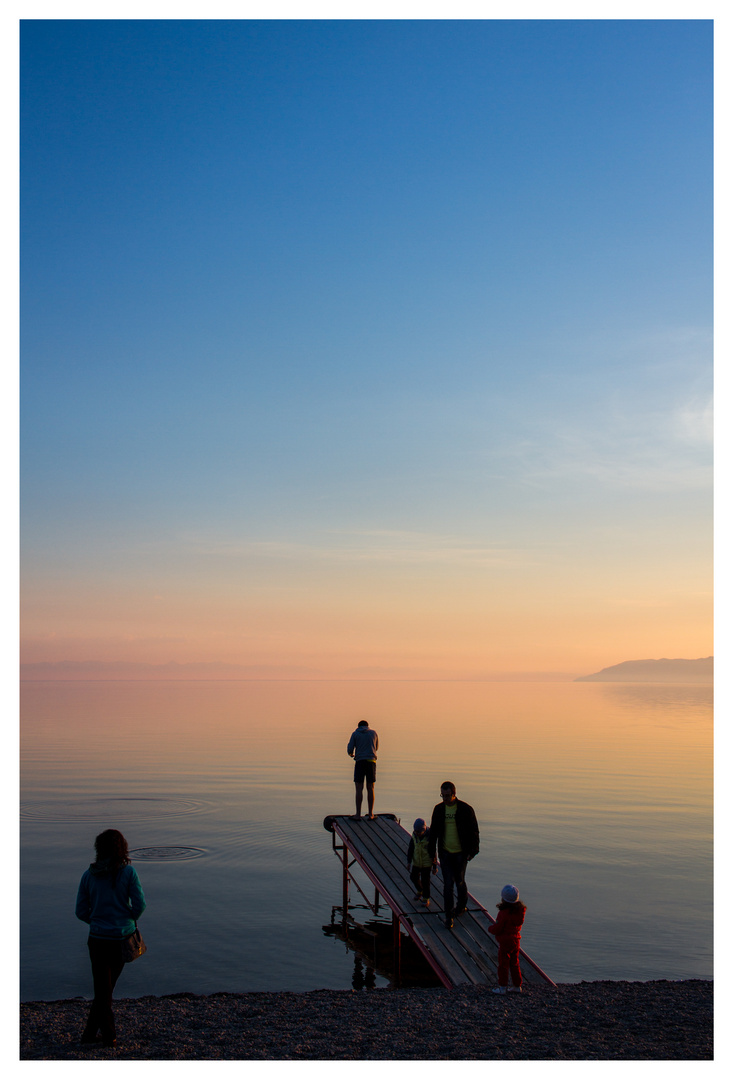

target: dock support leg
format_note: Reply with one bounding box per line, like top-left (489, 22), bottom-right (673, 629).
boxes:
top-left (374, 887), bottom-right (380, 915)
top-left (342, 844), bottom-right (349, 925)
top-left (392, 911), bottom-right (402, 985)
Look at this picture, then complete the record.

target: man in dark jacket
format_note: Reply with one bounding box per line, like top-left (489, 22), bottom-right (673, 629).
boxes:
top-left (428, 781), bottom-right (479, 928)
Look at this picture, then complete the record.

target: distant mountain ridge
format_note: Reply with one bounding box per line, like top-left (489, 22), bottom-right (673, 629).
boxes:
top-left (576, 657), bottom-right (713, 684)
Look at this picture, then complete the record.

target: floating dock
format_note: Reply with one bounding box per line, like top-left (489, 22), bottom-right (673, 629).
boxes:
top-left (324, 812), bottom-right (556, 989)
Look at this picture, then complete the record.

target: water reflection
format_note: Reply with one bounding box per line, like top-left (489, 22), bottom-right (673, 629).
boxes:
top-left (322, 912), bottom-right (442, 989)
top-left (351, 955), bottom-right (377, 991)
top-left (590, 681), bottom-right (712, 714)
top-left (20, 679), bottom-right (712, 997)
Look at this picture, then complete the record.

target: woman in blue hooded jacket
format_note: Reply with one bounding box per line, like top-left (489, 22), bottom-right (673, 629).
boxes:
top-left (75, 829), bottom-right (146, 1047)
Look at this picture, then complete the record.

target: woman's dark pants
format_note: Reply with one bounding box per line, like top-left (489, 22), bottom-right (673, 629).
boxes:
top-left (85, 938), bottom-right (125, 1042)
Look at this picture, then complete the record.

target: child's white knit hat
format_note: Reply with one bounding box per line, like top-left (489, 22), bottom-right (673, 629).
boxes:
top-left (501, 884), bottom-right (520, 903)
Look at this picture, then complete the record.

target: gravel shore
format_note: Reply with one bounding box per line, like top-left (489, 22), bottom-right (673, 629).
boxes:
top-left (20, 979), bottom-right (712, 1060)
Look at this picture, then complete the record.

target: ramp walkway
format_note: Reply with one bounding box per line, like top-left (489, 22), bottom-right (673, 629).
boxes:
top-left (324, 812), bottom-right (555, 989)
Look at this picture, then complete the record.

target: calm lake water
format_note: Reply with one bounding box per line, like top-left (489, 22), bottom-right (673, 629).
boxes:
top-left (20, 679), bottom-right (712, 1000)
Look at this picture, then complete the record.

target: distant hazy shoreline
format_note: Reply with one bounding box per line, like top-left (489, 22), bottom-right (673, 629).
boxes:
top-left (575, 657), bottom-right (713, 684)
top-left (20, 657), bottom-right (714, 683)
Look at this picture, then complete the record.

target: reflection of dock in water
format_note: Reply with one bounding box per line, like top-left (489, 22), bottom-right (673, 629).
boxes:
top-left (324, 813), bottom-right (556, 989)
top-left (323, 914), bottom-right (443, 988)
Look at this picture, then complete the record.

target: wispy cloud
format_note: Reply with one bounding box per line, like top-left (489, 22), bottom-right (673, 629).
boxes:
top-left (183, 529), bottom-right (527, 568)
top-left (503, 394), bottom-right (713, 493)
top-left (673, 397), bottom-right (713, 446)
top-left (491, 323), bottom-right (714, 492)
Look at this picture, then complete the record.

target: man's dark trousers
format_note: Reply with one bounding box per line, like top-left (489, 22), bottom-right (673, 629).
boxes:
top-left (440, 851), bottom-right (468, 915)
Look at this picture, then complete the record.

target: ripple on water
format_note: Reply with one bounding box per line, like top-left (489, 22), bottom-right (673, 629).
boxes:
top-left (129, 846), bottom-right (207, 861)
top-left (20, 796), bottom-right (212, 823)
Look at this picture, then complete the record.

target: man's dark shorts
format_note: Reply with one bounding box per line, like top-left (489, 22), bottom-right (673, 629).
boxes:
top-left (354, 759), bottom-right (376, 784)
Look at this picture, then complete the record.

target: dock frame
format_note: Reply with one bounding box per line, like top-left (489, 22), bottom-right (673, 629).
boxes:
top-left (325, 812), bottom-right (556, 990)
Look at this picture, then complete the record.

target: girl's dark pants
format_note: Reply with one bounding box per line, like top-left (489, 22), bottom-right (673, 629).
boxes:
top-left (410, 865), bottom-right (432, 898)
top-left (85, 937), bottom-right (125, 1042)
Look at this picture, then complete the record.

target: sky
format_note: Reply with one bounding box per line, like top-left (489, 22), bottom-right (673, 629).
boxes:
top-left (18, 15), bottom-right (714, 679)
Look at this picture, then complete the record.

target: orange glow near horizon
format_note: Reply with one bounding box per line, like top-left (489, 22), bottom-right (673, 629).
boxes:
top-left (20, 510), bottom-right (712, 678)
top-left (20, 577), bottom-right (712, 677)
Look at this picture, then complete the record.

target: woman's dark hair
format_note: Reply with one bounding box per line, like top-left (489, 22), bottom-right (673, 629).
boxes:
top-left (93, 829), bottom-right (130, 875)
top-left (497, 899), bottom-right (527, 913)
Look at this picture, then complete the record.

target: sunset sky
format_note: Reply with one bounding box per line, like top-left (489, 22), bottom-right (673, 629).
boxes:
top-left (19, 16), bottom-right (713, 679)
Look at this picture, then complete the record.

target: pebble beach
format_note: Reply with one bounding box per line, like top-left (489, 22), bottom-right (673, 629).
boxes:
top-left (20, 979), bottom-right (712, 1060)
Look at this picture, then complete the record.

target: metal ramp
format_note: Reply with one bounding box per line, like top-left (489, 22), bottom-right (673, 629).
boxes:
top-left (324, 813), bottom-right (555, 989)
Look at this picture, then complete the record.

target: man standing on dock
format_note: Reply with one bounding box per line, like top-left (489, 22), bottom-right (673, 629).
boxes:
top-left (347, 720), bottom-right (379, 819)
top-left (428, 781), bottom-right (480, 928)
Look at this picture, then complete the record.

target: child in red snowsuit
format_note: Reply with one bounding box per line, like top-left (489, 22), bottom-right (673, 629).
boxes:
top-left (487, 884), bottom-right (526, 993)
